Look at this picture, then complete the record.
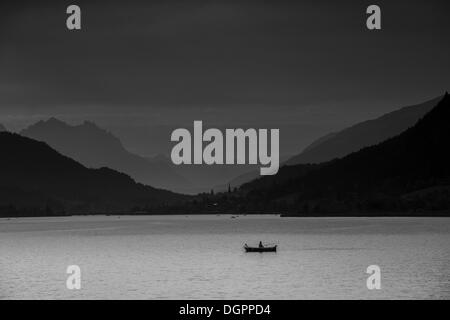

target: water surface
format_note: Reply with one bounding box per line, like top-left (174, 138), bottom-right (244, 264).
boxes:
top-left (1, 215), bottom-right (449, 299)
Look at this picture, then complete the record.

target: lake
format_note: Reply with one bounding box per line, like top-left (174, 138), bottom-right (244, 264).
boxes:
top-left (0, 215), bottom-right (449, 299)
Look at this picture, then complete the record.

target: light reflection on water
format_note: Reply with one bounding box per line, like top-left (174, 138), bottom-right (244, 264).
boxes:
top-left (0, 215), bottom-right (449, 299)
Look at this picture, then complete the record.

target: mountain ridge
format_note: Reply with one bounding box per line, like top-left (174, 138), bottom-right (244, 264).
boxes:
top-left (222, 95), bottom-right (444, 190)
top-left (286, 95), bottom-right (442, 165)
top-left (21, 118), bottom-right (191, 193)
top-left (236, 93), bottom-right (450, 215)
top-left (0, 132), bottom-right (187, 216)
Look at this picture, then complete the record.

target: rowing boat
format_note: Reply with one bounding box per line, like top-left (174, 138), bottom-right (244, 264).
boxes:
top-left (244, 244), bottom-right (277, 252)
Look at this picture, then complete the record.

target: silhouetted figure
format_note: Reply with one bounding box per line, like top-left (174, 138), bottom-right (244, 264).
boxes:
top-left (259, 241), bottom-right (264, 248)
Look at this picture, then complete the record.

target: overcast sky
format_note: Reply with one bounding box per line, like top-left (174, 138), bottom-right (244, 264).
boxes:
top-left (1, 0), bottom-right (450, 154)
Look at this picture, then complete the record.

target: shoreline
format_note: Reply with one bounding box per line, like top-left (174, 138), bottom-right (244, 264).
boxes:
top-left (1, 212), bottom-right (450, 220)
top-left (280, 211), bottom-right (450, 218)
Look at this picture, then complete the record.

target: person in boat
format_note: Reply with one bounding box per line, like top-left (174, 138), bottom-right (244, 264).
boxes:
top-left (259, 241), bottom-right (264, 248)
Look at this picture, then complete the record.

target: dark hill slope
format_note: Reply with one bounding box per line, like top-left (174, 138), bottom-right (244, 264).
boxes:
top-left (240, 93), bottom-right (450, 214)
top-left (21, 118), bottom-right (189, 192)
top-left (286, 96), bottom-right (441, 165)
top-left (0, 132), bottom-right (186, 216)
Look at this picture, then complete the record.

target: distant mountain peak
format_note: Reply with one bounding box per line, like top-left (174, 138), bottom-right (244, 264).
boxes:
top-left (27, 117), bottom-right (71, 132)
top-left (20, 117), bottom-right (190, 192)
top-left (24, 117), bottom-right (111, 136)
top-left (81, 120), bottom-right (101, 129)
top-left (0, 131), bottom-right (185, 216)
top-left (46, 117), bottom-right (68, 125)
top-left (21, 118), bottom-right (123, 152)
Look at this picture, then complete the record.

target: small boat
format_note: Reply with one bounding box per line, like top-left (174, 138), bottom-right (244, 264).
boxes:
top-left (244, 244), bottom-right (277, 253)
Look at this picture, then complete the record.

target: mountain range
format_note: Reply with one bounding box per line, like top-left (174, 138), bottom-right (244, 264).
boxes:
top-left (2, 93), bottom-right (449, 217)
top-left (233, 93), bottom-right (450, 215)
top-left (20, 118), bottom-right (191, 193)
top-left (20, 118), bottom-right (263, 194)
top-left (286, 95), bottom-right (442, 165)
top-left (224, 95), bottom-right (444, 189)
top-left (18, 92), bottom-right (438, 196)
top-left (0, 132), bottom-right (187, 217)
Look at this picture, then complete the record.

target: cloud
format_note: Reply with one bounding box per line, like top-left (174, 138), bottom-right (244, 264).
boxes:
top-left (0, 0), bottom-right (449, 119)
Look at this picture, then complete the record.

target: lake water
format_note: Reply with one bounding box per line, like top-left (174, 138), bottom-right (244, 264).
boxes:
top-left (0, 215), bottom-right (449, 299)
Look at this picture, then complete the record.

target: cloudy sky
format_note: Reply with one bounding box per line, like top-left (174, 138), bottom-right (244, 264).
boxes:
top-left (1, 0), bottom-right (449, 155)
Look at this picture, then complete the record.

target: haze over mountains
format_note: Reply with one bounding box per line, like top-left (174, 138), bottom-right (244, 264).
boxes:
top-left (234, 93), bottom-right (450, 215)
top-left (20, 118), bottom-right (265, 194)
top-left (146, 153), bottom-right (258, 194)
top-left (0, 132), bottom-right (187, 216)
top-left (8, 95), bottom-right (443, 195)
top-left (286, 95), bottom-right (443, 165)
top-left (0, 123), bottom-right (6, 131)
top-left (1, 93), bottom-right (449, 217)
top-left (21, 118), bottom-right (190, 193)
top-left (225, 95), bottom-right (444, 189)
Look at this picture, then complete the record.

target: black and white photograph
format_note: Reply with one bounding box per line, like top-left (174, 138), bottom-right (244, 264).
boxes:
top-left (1, 0), bottom-right (450, 307)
